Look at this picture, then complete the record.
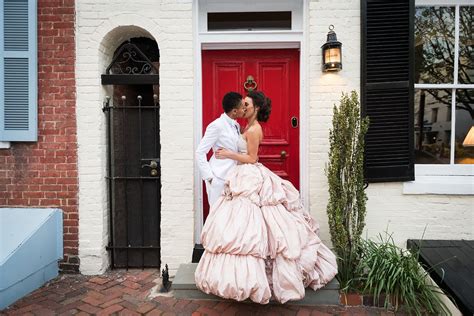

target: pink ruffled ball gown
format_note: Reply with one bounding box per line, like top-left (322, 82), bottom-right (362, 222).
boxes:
top-left (195, 136), bottom-right (338, 304)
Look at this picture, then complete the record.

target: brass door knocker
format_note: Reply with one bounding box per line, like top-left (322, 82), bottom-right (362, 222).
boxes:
top-left (244, 75), bottom-right (257, 92)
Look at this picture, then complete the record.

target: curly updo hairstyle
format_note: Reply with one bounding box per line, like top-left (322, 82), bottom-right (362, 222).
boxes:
top-left (247, 90), bottom-right (272, 122)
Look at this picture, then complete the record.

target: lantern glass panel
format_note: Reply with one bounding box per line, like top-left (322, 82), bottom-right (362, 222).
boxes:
top-left (324, 47), bottom-right (341, 63)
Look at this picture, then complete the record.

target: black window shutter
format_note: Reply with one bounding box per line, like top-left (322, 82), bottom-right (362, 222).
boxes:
top-left (361, 0), bottom-right (415, 182)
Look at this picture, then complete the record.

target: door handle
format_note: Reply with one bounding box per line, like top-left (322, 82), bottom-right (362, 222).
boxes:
top-left (141, 159), bottom-right (159, 177)
top-left (141, 160), bottom-right (158, 169)
top-left (280, 150), bottom-right (287, 159)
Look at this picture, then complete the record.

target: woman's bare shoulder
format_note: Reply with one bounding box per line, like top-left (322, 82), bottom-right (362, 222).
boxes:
top-left (244, 124), bottom-right (263, 141)
top-left (248, 123), bottom-right (262, 133)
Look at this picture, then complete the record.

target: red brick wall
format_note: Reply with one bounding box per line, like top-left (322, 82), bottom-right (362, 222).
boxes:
top-left (0, 0), bottom-right (78, 272)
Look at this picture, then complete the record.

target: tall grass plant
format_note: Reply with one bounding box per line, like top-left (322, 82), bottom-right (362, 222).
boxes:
top-left (359, 233), bottom-right (451, 315)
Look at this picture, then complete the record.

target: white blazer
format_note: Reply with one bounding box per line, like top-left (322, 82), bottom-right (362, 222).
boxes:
top-left (196, 113), bottom-right (240, 181)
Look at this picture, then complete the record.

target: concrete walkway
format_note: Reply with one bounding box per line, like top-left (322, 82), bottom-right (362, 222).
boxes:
top-left (1, 270), bottom-right (402, 315)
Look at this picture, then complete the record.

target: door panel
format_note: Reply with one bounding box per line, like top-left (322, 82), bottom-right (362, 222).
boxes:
top-left (203, 62), bottom-right (244, 125)
top-left (201, 49), bottom-right (299, 220)
top-left (107, 85), bottom-right (161, 268)
top-left (258, 60), bottom-right (292, 180)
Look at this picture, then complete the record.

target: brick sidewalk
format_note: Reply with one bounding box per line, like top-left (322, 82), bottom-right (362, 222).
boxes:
top-left (1, 270), bottom-right (401, 315)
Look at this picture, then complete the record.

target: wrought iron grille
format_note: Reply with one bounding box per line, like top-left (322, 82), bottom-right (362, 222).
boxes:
top-left (102, 42), bottom-right (160, 85)
top-left (103, 94), bottom-right (161, 269)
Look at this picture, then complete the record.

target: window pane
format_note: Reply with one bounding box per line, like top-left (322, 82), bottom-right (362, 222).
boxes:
top-left (459, 6), bottom-right (473, 85)
top-left (415, 89), bottom-right (452, 164)
top-left (455, 90), bottom-right (474, 164)
top-left (415, 7), bottom-right (455, 84)
top-left (207, 12), bottom-right (291, 31)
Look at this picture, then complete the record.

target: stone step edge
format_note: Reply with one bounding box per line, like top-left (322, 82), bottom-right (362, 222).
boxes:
top-left (173, 288), bottom-right (341, 306)
top-left (172, 283), bottom-right (340, 291)
top-left (173, 263), bottom-right (340, 291)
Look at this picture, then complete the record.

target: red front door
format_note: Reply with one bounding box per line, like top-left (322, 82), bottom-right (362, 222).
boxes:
top-left (202, 49), bottom-right (300, 219)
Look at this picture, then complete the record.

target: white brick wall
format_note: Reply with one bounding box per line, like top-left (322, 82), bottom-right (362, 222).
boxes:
top-left (308, 0), bottom-right (362, 244)
top-left (76, 0), bottom-right (194, 275)
top-left (76, 0), bottom-right (473, 275)
top-left (307, 0), bottom-right (473, 246)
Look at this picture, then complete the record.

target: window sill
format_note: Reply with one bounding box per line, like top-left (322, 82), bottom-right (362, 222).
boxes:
top-left (403, 165), bottom-right (474, 195)
top-left (0, 142), bottom-right (11, 149)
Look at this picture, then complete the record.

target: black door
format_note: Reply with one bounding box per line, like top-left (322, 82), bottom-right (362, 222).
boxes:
top-left (102, 39), bottom-right (161, 269)
top-left (105, 85), bottom-right (161, 268)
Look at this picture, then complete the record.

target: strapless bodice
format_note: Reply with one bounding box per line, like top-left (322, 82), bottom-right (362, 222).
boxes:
top-left (237, 135), bottom-right (247, 154)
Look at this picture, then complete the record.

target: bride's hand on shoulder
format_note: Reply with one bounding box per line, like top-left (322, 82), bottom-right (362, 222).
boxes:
top-left (215, 148), bottom-right (233, 159)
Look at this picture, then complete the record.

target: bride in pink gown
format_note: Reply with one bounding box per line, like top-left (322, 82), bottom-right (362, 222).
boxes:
top-left (195, 91), bottom-right (338, 304)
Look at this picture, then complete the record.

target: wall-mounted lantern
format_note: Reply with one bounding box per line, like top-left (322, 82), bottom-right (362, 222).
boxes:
top-left (322, 25), bottom-right (342, 72)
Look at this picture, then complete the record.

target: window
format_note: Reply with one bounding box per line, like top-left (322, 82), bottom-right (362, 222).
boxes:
top-left (207, 11), bottom-right (292, 31)
top-left (432, 108), bottom-right (438, 123)
top-left (414, 5), bottom-right (473, 165)
top-left (197, 0), bottom-right (304, 34)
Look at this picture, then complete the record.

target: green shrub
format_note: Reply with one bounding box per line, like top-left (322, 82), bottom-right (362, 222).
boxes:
top-left (326, 91), bottom-right (369, 290)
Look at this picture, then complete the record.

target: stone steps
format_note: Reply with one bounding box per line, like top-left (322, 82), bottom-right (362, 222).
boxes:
top-left (0, 208), bottom-right (63, 309)
top-left (172, 263), bottom-right (341, 306)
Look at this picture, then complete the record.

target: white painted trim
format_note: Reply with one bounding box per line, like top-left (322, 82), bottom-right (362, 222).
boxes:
top-left (453, 5), bottom-right (460, 87)
top-left (450, 5), bottom-right (459, 163)
top-left (202, 42), bottom-right (300, 50)
top-left (193, 0), bottom-right (204, 245)
top-left (0, 141), bottom-right (10, 149)
top-left (450, 88), bottom-right (456, 163)
top-left (403, 164), bottom-right (474, 195)
top-left (299, 0), bottom-right (309, 208)
top-left (203, 0), bottom-right (302, 12)
top-left (416, 0), bottom-right (472, 5)
top-left (199, 32), bottom-right (303, 46)
top-left (403, 175), bottom-right (474, 195)
top-left (292, 0), bottom-right (304, 31)
top-left (200, 30), bottom-right (304, 35)
top-left (415, 164), bottom-right (474, 176)
top-left (194, 0), bottom-right (308, 244)
top-left (414, 84), bottom-right (474, 89)
top-left (449, 6), bottom-right (460, 164)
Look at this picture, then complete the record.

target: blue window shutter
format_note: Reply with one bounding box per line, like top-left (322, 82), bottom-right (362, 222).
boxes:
top-left (0, 0), bottom-right (37, 141)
